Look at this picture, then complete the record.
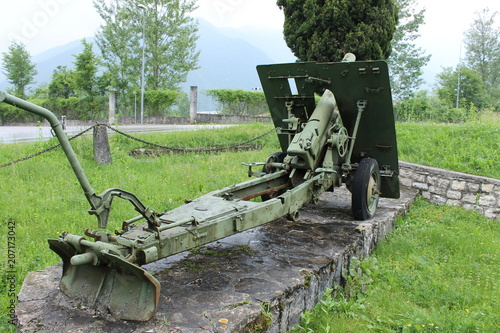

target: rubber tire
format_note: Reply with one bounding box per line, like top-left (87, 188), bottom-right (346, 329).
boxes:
top-left (352, 158), bottom-right (381, 220)
top-left (261, 152), bottom-right (287, 201)
top-left (262, 152), bottom-right (287, 174)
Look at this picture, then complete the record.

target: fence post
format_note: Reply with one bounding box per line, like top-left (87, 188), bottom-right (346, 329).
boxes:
top-left (93, 124), bottom-right (112, 165)
top-left (109, 89), bottom-right (116, 125)
top-left (190, 86), bottom-right (198, 124)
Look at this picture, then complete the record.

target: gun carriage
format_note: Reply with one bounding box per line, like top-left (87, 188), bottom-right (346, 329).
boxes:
top-left (1, 57), bottom-right (399, 321)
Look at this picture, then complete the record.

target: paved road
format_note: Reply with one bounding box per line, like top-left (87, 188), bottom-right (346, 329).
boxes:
top-left (0, 124), bottom-right (235, 144)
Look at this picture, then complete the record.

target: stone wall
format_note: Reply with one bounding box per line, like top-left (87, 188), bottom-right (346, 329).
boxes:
top-left (26, 114), bottom-right (271, 126)
top-left (196, 114), bottom-right (271, 124)
top-left (399, 161), bottom-right (500, 220)
top-left (118, 116), bottom-right (189, 125)
top-left (117, 114), bottom-right (271, 124)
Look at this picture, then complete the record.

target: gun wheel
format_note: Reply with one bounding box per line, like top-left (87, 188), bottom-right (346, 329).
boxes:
top-left (336, 127), bottom-right (349, 157)
top-left (261, 152), bottom-right (287, 201)
top-left (352, 158), bottom-right (381, 220)
top-left (263, 152), bottom-right (287, 174)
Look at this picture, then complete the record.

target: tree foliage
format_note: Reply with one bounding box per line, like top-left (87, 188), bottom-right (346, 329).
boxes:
top-left (73, 39), bottom-right (100, 98)
top-left (146, 0), bottom-right (199, 90)
top-left (48, 66), bottom-right (76, 99)
top-left (93, 0), bottom-right (199, 94)
top-left (206, 89), bottom-right (268, 116)
top-left (388, 0), bottom-right (431, 100)
top-left (144, 90), bottom-right (180, 116)
top-left (93, 1), bottom-right (137, 93)
top-left (436, 66), bottom-right (488, 110)
top-left (44, 40), bottom-right (108, 120)
top-left (394, 90), bottom-right (477, 123)
top-left (277, 0), bottom-right (398, 62)
top-left (463, 8), bottom-right (500, 107)
top-left (1, 41), bottom-right (38, 98)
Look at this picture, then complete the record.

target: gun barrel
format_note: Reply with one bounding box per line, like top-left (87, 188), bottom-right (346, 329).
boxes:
top-left (287, 89), bottom-right (339, 170)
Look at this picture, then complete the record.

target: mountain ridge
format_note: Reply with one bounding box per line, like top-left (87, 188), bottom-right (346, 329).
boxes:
top-left (0, 19), bottom-right (296, 96)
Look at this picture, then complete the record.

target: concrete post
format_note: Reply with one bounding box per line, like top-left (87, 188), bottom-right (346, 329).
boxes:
top-left (190, 86), bottom-right (198, 123)
top-left (93, 125), bottom-right (112, 165)
top-left (108, 90), bottom-right (116, 125)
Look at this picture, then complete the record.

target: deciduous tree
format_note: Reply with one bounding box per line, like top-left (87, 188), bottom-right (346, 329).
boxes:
top-left (436, 66), bottom-right (488, 110)
top-left (48, 66), bottom-right (76, 99)
top-left (93, 0), bottom-right (199, 95)
top-left (464, 8), bottom-right (500, 106)
top-left (73, 39), bottom-right (100, 98)
top-left (388, 0), bottom-right (431, 100)
top-left (1, 41), bottom-right (37, 98)
top-left (93, 1), bottom-right (139, 94)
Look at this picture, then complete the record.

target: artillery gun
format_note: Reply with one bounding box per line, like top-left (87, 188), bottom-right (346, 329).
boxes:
top-left (1, 57), bottom-right (399, 321)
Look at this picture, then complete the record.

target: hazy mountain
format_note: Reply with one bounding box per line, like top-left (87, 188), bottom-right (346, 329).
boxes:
top-left (186, 19), bottom-right (281, 91)
top-left (217, 24), bottom-right (295, 64)
top-left (0, 37), bottom-right (98, 92)
top-left (184, 18), bottom-right (296, 93)
top-left (0, 19), bottom-right (295, 97)
top-left (35, 38), bottom-right (99, 87)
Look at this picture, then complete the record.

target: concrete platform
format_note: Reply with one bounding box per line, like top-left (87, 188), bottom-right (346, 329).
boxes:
top-left (16, 186), bottom-right (418, 333)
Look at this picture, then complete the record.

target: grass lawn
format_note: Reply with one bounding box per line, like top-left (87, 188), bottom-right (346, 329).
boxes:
top-left (290, 116), bottom-right (499, 332)
top-left (0, 118), bottom-right (498, 332)
top-left (291, 198), bottom-right (500, 332)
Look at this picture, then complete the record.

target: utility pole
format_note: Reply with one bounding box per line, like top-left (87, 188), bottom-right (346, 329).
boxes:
top-left (456, 44), bottom-right (462, 109)
top-left (138, 4), bottom-right (146, 124)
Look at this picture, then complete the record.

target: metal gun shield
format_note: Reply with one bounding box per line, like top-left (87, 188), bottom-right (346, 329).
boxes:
top-left (48, 238), bottom-right (160, 321)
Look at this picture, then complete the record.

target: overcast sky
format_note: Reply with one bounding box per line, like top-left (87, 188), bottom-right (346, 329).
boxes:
top-left (1, 0), bottom-right (499, 88)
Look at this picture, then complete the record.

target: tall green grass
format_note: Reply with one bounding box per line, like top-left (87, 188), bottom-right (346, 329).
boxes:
top-left (0, 123), bottom-right (278, 331)
top-left (396, 121), bottom-right (500, 178)
top-left (290, 119), bottom-right (500, 332)
top-left (0, 119), bottom-right (498, 332)
top-left (291, 198), bottom-right (500, 332)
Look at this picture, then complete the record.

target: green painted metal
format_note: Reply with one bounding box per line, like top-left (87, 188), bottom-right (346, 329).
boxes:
top-left (0, 59), bottom-right (400, 321)
top-left (0, 92), bottom-right (97, 204)
top-left (0, 92), bottom-right (160, 230)
top-left (257, 60), bottom-right (400, 199)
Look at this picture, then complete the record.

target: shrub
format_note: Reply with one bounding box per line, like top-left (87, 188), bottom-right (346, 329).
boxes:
top-left (144, 90), bottom-right (180, 117)
top-left (206, 89), bottom-right (268, 116)
top-left (394, 91), bottom-right (479, 123)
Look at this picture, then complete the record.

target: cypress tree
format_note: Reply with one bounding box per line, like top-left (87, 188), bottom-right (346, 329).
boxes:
top-left (277, 0), bottom-right (398, 61)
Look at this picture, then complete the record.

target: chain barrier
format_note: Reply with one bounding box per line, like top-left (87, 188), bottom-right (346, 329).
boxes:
top-left (0, 125), bottom-right (95, 168)
top-left (99, 123), bottom-right (277, 153)
top-left (0, 124), bottom-right (277, 169)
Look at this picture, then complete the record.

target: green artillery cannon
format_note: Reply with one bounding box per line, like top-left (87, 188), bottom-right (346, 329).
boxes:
top-left (0, 57), bottom-right (399, 321)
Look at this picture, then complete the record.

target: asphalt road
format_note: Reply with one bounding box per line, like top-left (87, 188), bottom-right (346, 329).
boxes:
top-left (0, 124), bottom-right (235, 144)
